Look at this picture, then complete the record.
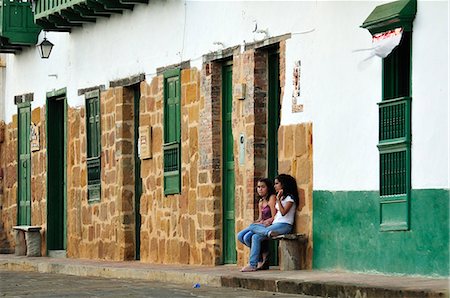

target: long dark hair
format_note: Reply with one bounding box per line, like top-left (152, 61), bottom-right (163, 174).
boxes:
top-left (275, 174), bottom-right (299, 205)
top-left (257, 178), bottom-right (276, 199)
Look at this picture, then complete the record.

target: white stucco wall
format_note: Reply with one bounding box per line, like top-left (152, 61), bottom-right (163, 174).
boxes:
top-left (287, 2), bottom-right (383, 191)
top-left (2, 1), bottom-right (448, 190)
top-left (291, 0), bottom-right (449, 190)
top-left (410, 1), bottom-right (449, 189)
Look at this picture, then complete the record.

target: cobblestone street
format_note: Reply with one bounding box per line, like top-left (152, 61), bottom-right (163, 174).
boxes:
top-left (0, 270), bottom-right (310, 297)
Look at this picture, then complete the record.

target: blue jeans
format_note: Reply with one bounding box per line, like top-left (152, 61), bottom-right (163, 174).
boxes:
top-left (247, 223), bottom-right (292, 267)
top-left (237, 227), bottom-right (254, 247)
top-left (237, 223), bottom-right (270, 247)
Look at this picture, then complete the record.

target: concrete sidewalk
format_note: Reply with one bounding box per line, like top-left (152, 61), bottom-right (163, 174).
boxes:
top-left (0, 254), bottom-right (448, 298)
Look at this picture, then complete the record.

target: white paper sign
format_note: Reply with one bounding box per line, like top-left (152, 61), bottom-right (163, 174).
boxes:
top-left (372, 28), bottom-right (403, 58)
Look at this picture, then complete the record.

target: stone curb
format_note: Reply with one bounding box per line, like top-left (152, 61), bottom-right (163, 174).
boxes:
top-left (0, 259), bottom-right (222, 287)
top-left (220, 276), bottom-right (448, 298)
top-left (0, 258), bottom-right (448, 298)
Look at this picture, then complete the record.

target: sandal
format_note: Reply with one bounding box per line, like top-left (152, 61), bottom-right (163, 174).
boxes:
top-left (257, 258), bottom-right (270, 270)
top-left (240, 265), bottom-right (257, 272)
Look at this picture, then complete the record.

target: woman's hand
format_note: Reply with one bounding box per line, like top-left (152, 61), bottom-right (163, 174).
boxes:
top-left (276, 190), bottom-right (293, 216)
top-left (262, 218), bottom-right (273, 227)
top-left (277, 190), bottom-right (284, 201)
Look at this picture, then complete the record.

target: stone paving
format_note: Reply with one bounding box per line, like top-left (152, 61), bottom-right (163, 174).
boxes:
top-left (0, 270), bottom-right (311, 297)
top-left (0, 254), bottom-right (448, 298)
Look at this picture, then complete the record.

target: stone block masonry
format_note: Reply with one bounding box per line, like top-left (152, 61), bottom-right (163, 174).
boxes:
top-left (0, 107), bottom-right (47, 256)
top-left (30, 107), bottom-right (47, 254)
top-left (67, 87), bottom-right (136, 261)
top-left (0, 120), bottom-right (18, 254)
top-left (139, 68), bottom-right (221, 265)
top-left (0, 120), bottom-right (12, 253)
top-left (278, 123), bottom-right (313, 269)
top-left (0, 39), bottom-right (313, 269)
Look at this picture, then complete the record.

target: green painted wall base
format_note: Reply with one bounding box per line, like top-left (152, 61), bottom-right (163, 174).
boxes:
top-left (313, 189), bottom-right (449, 277)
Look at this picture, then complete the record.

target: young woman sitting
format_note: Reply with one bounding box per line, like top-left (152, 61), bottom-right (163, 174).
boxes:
top-left (237, 178), bottom-right (277, 246)
top-left (240, 174), bottom-right (299, 272)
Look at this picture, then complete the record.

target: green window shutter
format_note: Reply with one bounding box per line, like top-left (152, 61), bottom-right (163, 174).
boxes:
top-left (363, 0), bottom-right (416, 231)
top-left (364, 1), bottom-right (414, 231)
top-left (163, 69), bottom-right (181, 195)
top-left (85, 90), bottom-right (101, 202)
top-left (380, 149), bottom-right (409, 197)
top-left (378, 97), bottom-right (411, 144)
top-left (377, 97), bottom-right (411, 231)
top-left (163, 142), bottom-right (180, 195)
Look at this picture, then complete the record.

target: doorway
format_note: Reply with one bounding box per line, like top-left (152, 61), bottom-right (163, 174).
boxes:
top-left (222, 63), bottom-right (236, 264)
top-left (46, 92), bottom-right (67, 254)
top-left (132, 84), bottom-right (142, 260)
top-left (267, 50), bottom-right (280, 180)
top-left (267, 49), bottom-right (281, 265)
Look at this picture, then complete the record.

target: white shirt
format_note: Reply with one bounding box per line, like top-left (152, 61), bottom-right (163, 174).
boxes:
top-left (273, 195), bottom-right (296, 225)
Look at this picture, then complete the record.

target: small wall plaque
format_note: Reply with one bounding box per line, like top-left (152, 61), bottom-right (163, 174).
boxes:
top-left (292, 60), bottom-right (304, 113)
top-left (30, 123), bottom-right (40, 152)
top-left (236, 83), bottom-right (246, 100)
top-left (139, 126), bottom-right (152, 159)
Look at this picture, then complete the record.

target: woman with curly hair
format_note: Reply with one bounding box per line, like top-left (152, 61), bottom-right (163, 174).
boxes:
top-left (240, 174), bottom-right (299, 272)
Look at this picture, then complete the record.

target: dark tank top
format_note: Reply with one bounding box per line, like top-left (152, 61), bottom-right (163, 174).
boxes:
top-left (261, 204), bottom-right (272, 220)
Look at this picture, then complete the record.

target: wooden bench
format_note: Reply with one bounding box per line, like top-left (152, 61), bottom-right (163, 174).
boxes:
top-left (12, 226), bottom-right (42, 257)
top-left (272, 233), bottom-right (307, 270)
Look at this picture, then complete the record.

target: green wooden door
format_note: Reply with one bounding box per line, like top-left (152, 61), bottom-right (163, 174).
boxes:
top-left (47, 96), bottom-right (67, 250)
top-left (133, 85), bottom-right (142, 260)
top-left (222, 64), bottom-right (236, 264)
top-left (17, 103), bottom-right (31, 225)
top-left (163, 70), bottom-right (181, 195)
top-left (268, 51), bottom-right (280, 265)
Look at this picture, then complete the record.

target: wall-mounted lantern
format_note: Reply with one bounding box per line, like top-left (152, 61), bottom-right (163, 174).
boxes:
top-left (37, 33), bottom-right (54, 59)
